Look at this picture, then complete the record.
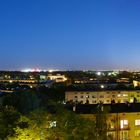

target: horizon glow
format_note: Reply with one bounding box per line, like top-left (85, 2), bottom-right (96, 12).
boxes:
top-left (1, 0), bottom-right (140, 70)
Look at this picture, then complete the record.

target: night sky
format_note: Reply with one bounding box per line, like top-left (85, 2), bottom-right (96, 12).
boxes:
top-left (1, 0), bottom-right (140, 70)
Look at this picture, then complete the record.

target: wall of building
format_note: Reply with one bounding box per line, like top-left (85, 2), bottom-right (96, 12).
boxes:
top-left (81, 112), bottom-right (140, 140)
top-left (47, 74), bottom-right (67, 82)
top-left (65, 91), bottom-right (140, 104)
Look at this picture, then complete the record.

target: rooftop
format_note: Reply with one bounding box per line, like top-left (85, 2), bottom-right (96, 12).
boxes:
top-left (65, 103), bottom-right (140, 114)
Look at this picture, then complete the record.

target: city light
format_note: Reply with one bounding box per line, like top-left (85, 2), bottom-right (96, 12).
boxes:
top-left (9, 80), bottom-right (13, 83)
top-left (21, 68), bottom-right (41, 72)
top-left (100, 85), bottom-right (105, 89)
top-left (97, 72), bottom-right (101, 76)
top-left (48, 69), bottom-right (59, 73)
top-left (48, 69), bottom-right (54, 73)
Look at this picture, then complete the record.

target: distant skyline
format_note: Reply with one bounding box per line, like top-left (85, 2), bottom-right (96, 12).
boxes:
top-left (1, 0), bottom-right (140, 70)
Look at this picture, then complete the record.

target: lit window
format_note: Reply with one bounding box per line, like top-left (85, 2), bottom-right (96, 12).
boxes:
top-left (109, 121), bottom-right (115, 129)
top-left (135, 130), bottom-right (140, 137)
top-left (123, 94), bottom-right (128, 97)
top-left (118, 94), bottom-right (121, 97)
top-left (86, 95), bottom-right (89, 98)
top-left (120, 120), bottom-right (128, 129)
top-left (124, 120), bottom-right (128, 125)
top-left (130, 98), bottom-right (134, 103)
top-left (135, 120), bottom-right (140, 126)
top-left (49, 121), bottom-right (57, 128)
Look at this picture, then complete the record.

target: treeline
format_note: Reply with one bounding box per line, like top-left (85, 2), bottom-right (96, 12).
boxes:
top-left (0, 86), bottom-right (110, 140)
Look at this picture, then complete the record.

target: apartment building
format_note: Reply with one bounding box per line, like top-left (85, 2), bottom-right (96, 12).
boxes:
top-left (47, 74), bottom-right (67, 83)
top-left (74, 104), bottom-right (140, 140)
top-left (65, 90), bottom-right (140, 104)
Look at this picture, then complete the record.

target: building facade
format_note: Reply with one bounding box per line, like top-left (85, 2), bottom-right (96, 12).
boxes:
top-left (65, 90), bottom-right (140, 104)
top-left (47, 74), bottom-right (67, 83)
top-left (81, 112), bottom-right (140, 140)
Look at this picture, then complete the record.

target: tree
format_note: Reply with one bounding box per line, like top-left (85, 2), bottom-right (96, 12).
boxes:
top-left (9, 108), bottom-right (96, 140)
top-left (0, 106), bottom-right (20, 139)
top-left (2, 90), bottom-right (40, 114)
top-left (8, 110), bottom-right (54, 140)
top-left (95, 104), bottom-right (110, 140)
top-left (51, 106), bottom-right (96, 140)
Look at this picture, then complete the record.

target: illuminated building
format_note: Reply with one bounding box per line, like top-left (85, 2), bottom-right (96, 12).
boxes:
top-left (117, 78), bottom-right (130, 83)
top-left (74, 104), bottom-right (140, 140)
top-left (47, 74), bottom-right (67, 83)
top-left (65, 90), bottom-right (140, 104)
top-left (133, 80), bottom-right (140, 87)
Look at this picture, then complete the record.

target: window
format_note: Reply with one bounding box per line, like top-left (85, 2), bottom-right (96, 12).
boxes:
top-left (106, 100), bottom-right (110, 103)
top-left (118, 94), bottom-right (121, 97)
top-left (120, 120), bottom-right (128, 129)
top-left (135, 130), bottom-right (140, 137)
top-left (123, 99), bottom-right (128, 103)
top-left (130, 98), bottom-right (134, 103)
top-left (81, 96), bottom-right (83, 98)
top-left (49, 121), bottom-right (57, 128)
top-left (80, 100), bottom-right (83, 104)
top-left (108, 120), bottom-right (115, 129)
top-left (135, 120), bottom-right (140, 126)
top-left (123, 94), bottom-right (128, 97)
top-left (92, 95), bottom-right (96, 98)
top-left (100, 95), bottom-right (104, 98)
top-left (109, 123), bottom-right (115, 129)
top-left (92, 100), bottom-right (96, 104)
top-left (106, 94), bottom-right (110, 98)
top-left (112, 95), bottom-right (115, 98)
top-left (120, 131), bottom-right (129, 140)
top-left (86, 95), bottom-right (89, 98)
top-left (107, 132), bottom-right (115, 139)
top-left (74, 96), bottom-right (78, 98)
top-left (131, 95), bottom-right (134, 97)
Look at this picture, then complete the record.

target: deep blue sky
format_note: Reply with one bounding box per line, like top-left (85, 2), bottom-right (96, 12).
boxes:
top-left (1, 0), bottom-right (140, 70)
